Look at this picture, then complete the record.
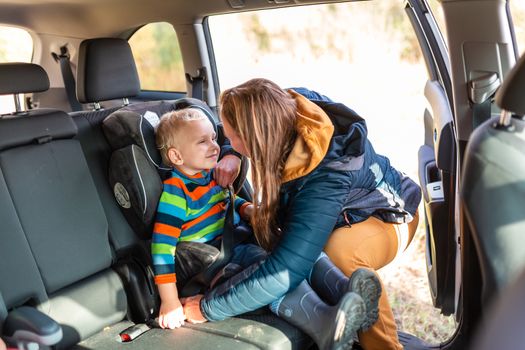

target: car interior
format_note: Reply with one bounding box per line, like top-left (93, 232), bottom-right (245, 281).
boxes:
top-left (0, 0), bottom-right (524, 349)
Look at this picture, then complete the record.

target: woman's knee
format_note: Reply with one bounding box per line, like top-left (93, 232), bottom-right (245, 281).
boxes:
top-left (324, 217), bottom-right (402, 274)
top-left (324, 226), bottom-right (367, 276)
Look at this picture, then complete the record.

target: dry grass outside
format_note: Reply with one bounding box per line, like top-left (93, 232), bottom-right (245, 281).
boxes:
top-left (378, 215), bottom-right (457, 344)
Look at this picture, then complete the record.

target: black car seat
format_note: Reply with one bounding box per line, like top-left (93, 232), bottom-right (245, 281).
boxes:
top-left (102, 96), bottom-right (253, 295)
top-left (461, 50), bottom-right (525, 307)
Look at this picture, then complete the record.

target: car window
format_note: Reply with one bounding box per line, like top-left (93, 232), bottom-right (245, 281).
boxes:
top-left (208, 2), bottom-right (425, 172)
top-left (426, 0), bottom-right (447, 46)
top-left (128, 22), bottom-right (186, 92)
top-left (509, 0), bottom-right (525, 55)
top-left (0, 25), bottom-right (33, 114)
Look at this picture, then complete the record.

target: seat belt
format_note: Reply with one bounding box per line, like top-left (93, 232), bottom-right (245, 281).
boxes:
top-left (52, 46), bottom-right (83, 112)
top-left (185, 67), bottom-right (207, 101)
top-left (180, 184), bottom-right (250, 297)
top-left (472, 98), bottom-right (492, 129)
top-left (469, 72), bottom-right (500, 129)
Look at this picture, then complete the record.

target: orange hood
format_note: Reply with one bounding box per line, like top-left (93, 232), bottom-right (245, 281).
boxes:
top-left (282, 90), bottom-right (334, 183)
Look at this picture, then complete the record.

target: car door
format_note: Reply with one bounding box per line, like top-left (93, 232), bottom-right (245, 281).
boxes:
top-left (405, 0), bottom-right (458, 317)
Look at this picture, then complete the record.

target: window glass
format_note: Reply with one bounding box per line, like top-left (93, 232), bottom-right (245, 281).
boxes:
top-left (0, 26), bottom-right (33, 114)
top-left (209, 3), bottom-right (426, 172)
top-left (128, 22), bottom-right (186, 92)
top-left (427, 0), bottom-right (448, 46)
top-left (209, 2), bottom-right (456, 343)
top-left (510, 0), bottom-right (525, 55)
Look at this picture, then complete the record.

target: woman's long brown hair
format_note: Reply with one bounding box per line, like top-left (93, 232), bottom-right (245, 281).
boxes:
top-left (220, 78), bottom-right (297, 250)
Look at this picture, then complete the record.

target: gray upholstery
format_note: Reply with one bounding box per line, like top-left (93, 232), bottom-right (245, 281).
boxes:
top-left (0, 138), bottom-right (112, 294)
top-left (470, 267), bottom-right (525, 350)
top-left (495, 52), bottom-right (525, 115)
top-left (461, 117), bottom-right (525, 304)
top-left (72, 109), bottom-right (140, 252)
top-left (48, 270), bottom-right (127, 348)
top-left (0, 110), bottom-right (77, 151)
top-left (72, 37), bottom-right (145, 251)
top-left (462, 51), bottom-right (525, 305)
top-left (0, 63), bottom-right (49, 95)
top-left (0, 168), bottom-right (48, 309)
top-left (76, 315), bottom-right (311, 350)
top-left (76, 38), bottom-right (140, 103)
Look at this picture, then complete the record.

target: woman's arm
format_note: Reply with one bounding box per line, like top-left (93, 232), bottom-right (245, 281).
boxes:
top-left (200, 170), bottom-right (351, 321)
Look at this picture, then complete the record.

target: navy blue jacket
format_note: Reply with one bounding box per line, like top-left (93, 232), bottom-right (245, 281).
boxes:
top-left (200, 89), bottom-right (421, 321)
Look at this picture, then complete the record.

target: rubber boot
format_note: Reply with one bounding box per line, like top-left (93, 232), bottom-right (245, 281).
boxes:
top-left (275, 280), bottom-right (366, 350)
top-left (309, 254), bottom-right (382, 330)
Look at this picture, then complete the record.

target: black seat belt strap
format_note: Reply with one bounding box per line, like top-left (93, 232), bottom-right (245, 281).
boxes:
top-left (472, 98), bottom-right (492, 129)
top-left (469, 72), bottom-right (500, 130)
top-left (180, 184), bottom-right (237, 297)
top-left (185, 67), bottom-right (207, 101)
top-left (52, 46), bottom-right (83, 112)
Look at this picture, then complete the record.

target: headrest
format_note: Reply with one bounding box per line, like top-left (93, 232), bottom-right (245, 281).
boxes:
top-left (496, 52), bottom-right (525, 115)
top-left (102, 98), bottom-right (217, 169)
top-left (0, 109), bottom-right (77, 151)
top-left (0, 63), bottom-right (50, 95)
top-left (77, 38), bottom-right (140, 104)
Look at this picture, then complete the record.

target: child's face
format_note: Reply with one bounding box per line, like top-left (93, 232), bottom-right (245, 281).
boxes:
top-left (169, 118), bottom-right (220, 175)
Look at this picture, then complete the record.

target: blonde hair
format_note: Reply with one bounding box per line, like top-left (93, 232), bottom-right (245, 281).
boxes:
top-left (220, 78), bottom-right (297, 250)
top-left (155, 108), bottom-right (207, 166)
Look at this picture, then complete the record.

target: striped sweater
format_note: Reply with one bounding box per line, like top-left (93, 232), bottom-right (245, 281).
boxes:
top-left (152, 168), bottom-right (249, 284)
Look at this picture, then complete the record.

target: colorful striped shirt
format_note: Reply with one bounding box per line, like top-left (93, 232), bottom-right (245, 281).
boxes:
top-left (152, 168), bottom-right (249, 284)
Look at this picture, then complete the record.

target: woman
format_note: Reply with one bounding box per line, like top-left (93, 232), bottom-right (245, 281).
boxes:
top-left (183, 78), bottom-right (421, 350)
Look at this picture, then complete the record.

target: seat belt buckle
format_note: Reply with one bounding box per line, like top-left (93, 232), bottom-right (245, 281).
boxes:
top-left (118, 323), bottom-right (151, 342)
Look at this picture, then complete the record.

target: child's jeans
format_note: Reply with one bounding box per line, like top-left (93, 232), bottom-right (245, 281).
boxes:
top-left (175, 241), bottom-right (267, 291)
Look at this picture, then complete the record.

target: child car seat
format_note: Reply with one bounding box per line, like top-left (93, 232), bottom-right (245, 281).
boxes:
top-left (102, 98), bottom-right (249, 294)
top-left (102, 98), bottom-right (248, 237)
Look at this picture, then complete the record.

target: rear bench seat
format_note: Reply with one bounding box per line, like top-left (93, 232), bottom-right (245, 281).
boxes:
top-left (0, 65), bottom-right (310, 348)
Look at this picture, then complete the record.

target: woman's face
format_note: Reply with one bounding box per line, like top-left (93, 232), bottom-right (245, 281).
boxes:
top-left (222, 117), bottom-right (249, 157)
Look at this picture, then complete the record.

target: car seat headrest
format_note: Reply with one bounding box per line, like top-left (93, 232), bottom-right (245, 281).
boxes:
top-left (0, 63), bottom-right (50, 95)
top-left (103, 98), bottom-right (217, 170)
top-left (102, 98), bottom-right (218, 239)
top-left (0, 110), bottom-right (77, 151)
top-left (496, 52), bottom-right (525, 115)
top-left (76, 38), bottom-right (140, 104)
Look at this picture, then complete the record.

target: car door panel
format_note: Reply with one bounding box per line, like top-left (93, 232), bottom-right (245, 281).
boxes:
top-left (418, 79), bottom-right (457, 315)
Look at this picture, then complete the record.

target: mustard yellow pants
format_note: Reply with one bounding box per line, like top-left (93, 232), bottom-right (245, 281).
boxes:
top-left (324, 211), bottom-right (419, 350)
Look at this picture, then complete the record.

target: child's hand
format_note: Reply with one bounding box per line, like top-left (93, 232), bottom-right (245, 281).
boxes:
top-left (242, 204), bottom-right (254, 220)
top-left (159, 299), bottom-right (186, 329)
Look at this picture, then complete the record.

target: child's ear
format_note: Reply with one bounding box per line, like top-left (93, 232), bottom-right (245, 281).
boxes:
top-left (167, 147), bottom-right (183, 165)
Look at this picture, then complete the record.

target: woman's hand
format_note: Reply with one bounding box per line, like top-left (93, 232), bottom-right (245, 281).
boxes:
top-left (242, 204), bottom-right (254, 220)
top-left (181, 295), bottom-right (207, 324)
top-left (158, 299), bottom-right (186, 329)
top-left (214, 154), bottom-right (241, 187)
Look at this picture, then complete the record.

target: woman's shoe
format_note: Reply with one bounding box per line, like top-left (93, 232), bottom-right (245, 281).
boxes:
top-left (309, 254), bottom-right (381, 331)
top-left (274, 280), bottom-right (366, 350)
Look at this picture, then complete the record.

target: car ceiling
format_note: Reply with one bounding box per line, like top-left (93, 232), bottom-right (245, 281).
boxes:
top-left (0, 0), bottom-right (348, 38)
